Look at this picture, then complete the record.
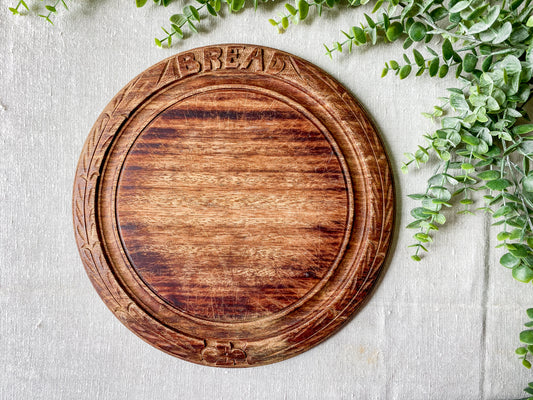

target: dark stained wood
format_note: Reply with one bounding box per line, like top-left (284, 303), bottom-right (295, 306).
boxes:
top-left (73, 44), bottom-right (395, 367)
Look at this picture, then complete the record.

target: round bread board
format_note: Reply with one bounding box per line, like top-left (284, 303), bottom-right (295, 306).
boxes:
top-left (73, 44), bottom-right (394, 367)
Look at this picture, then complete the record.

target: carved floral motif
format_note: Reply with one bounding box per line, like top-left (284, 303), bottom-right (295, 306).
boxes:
top-left (201, 341), bottom-right (248, 366)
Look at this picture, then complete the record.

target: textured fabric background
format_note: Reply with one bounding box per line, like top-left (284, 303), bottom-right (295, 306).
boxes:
top-left (1, 1), bottom-right (532, 399)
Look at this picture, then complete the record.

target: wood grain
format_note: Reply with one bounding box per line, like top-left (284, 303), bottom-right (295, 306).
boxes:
top-left (72, 44), bottom-right (395, 367)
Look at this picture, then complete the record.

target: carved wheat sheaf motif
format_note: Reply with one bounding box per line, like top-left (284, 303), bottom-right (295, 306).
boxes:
top-left (72, 44), bottom-right (395, 367)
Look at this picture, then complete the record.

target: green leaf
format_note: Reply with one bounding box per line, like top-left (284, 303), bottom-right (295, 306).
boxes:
top-left (298, 0), bottom-right (309, 19)
top-left (231, 0), bottom-right (245, 11)
top-left (449, 0), bottom-right (470, 13)
top-left (524, 359), bottom-right (532, 369)
top-left (522, 330), bottom-right (533, 344)
top-left (411, 207), bottom-right (431, 220)
top-left (369, 28), bottom-right (378, 45)
top-left (486, 179), bottom-right (512, 191)
top-left (413, 49), bottom-right (424, 67)
top-left (399, 64), bottom-right (412, 79)
top-left (450, 93), bottom-right (469, 111)
top-left (188, 20), bottom-right (198, 33)
top-left (514, 124), bottom-right (533, 135)
top-left (501, 55), bottom-right (522, 75)
top-left (364, 13), bottom-right (376, 28)
top-left (414, 232), bottom-right (432, 243)
top-left (438, 64), bottom-right (448, 78)
top-left (170, 13), bottom-right (187, 25)
top-left (434, 213), bottom-right (446, 225)
top-left (493, 205), bottom-right (513, 218)
top-left (528, 308), bottom-right (533, 319)
top-left (524, 175), bottom-right (533, 192)
top-left (485, 5), bottom-right (500, 26)
top-left (493, 22), bottom-right (512, 44)
top-left (428, 58), bottom-right (439, 77)
top-left (461, 133), bottom-right (479, 146)
top-left (442, 39), bottom-right (453, 61)
top-left (482, 56), bottom-right (492, 72)
top-left (38, 14), bottom-right (54, 24)
top-left (429, 186), bottom-right (451, 201)
top-left (514, 265), bottom-right (533, 283)
top-left (462, 53), bottom-right (477, 73)
top-left (468, 6), bottom-right (499, 34)
top-left (285, 3), bottom-right (297, 15)
top-left (406, 220), bottom-right (422, 229)
top-left (501, 253), bottom-right (521, 268)
top-left (382, 12), bottom-right (390, 30)
top-left (422, 198), bottom-right (441, 211)
top-left (206, 3), bottom-right (217, 16)
top-left (351, 26), bottom-right (366, 43)
top-left (136, 0), bottom-right (148, 7)
top-left (386, 22), bottom-right (403, 42)
top-left (171, 24), bottom-right (183, 37)
top-left (430, 6), bottom-right (447, 21)
top-left (510, 244), bottom-right (531, 259)
top-left (516, 347), bottom-right (528, 355)
top-left (408, 22), bottom-right (427, 42)
top-left (478, 170), bottom-right (500, 181)
top-left (466, 4), bottom-right (488, 20)
top-left (372, 0), bottom-right (384, 13)
top-left (408, 193), bottom-right (427, 200)
top-left (403, 38), bottom-right (413, 49)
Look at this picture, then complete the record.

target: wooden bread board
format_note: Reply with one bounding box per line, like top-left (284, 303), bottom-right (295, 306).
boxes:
top-left (73, 44), bottom-right (394, 367)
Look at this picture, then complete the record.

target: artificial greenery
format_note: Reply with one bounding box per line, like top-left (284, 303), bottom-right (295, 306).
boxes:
top-left (517, 308), bottom-right (533, 370)
top-left (10, 0), bottom-right (533, 396)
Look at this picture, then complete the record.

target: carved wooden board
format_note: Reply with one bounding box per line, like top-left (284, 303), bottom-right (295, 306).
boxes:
top-left (73, 44), bottom-right (394, 367)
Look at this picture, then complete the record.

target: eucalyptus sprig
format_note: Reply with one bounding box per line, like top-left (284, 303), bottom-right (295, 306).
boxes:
top-left (10, 0), bottom-right (68, 23)
top-left (151, 0), bottom-right (264, 47)
top-left (318, 1), bottom-right (533, 395)
top-left (38, 0), bottom-right (68, 25)
top-left (516, 308), bottom-right (533, 370)
top-left (9, 0), bottom-right (29, 15)
top-left (155, 4), bottom-right (209, 48)
top-left (136, 0), bottom-right (172, 6)
top-left (268, 0), bottom-right (340, 32)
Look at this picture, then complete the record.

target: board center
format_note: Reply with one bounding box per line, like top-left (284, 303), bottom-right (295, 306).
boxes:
top-left (116, 89), bottom-right (349, 322)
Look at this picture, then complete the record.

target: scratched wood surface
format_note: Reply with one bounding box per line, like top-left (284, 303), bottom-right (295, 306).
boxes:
top-left (72, 44), bottom-right (394, 367)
